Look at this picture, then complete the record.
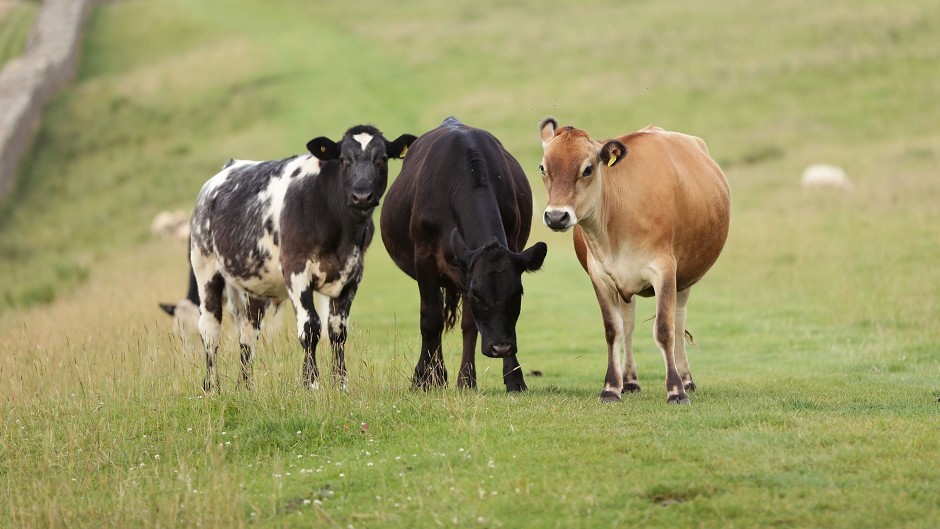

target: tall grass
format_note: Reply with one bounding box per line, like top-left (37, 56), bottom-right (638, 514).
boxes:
top-left (1, 0), bottom-right (938, 527)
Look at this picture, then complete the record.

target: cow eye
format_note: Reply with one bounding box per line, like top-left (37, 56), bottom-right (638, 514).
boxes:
top-left (538, 164), bottom-right (545, 175)
top-left (340, 157), bottom-right (349, 166)
top-left (582, 165), bottom-right (593, 177)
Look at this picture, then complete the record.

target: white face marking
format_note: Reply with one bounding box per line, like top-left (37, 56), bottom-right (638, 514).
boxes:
top-left (352, 133), bottom-right (374, 151)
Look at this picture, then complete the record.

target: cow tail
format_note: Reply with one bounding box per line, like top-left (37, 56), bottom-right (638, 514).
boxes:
top-left (442, 285), bottom-right (461, 331)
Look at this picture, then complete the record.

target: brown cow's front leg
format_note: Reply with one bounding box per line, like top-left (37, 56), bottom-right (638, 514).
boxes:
top-left (413, 259), bottom-right (447, 389)
top-left (652, 269), bottom-right (689, 404)
top-left (329, 279), bottom-right (360, 391)
top-left (590, 276), bottom-right (625, 402)
top-left (620, 294), bottom-right (641, 393)
top-left (457, 296), bottom-right (477, 389)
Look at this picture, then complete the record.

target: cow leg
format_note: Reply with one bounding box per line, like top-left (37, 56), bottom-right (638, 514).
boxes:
top-left (620, 295), bottom-right (640, 393)
top-left (674, 287), bottom-right (695, 391)
top-left (651, 267), bottom-right (689, 404)
top-left (502, 355), bottom-right (527, 392)
top-left (236, 294), bottom-right (267, 389)
top-left (413, 260), bottom-right (447, 389)
top-left (329, 281), bottom-right (359, 392)
top-left (287, 270), bottom-right (321, 390)
top-left (592, 280), bottom-right (625, 402)
top-left (196, 271), bottom-right (225, 392)
top-left (457, 295), bottom-right (477, 389)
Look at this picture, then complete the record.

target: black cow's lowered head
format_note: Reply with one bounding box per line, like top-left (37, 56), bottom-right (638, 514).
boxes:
top-left (450, 229), bottom-right (548, 358)
top-left (307, 125), bottom-right (416, 212)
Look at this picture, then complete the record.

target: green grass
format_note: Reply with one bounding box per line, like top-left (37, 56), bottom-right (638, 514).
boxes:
top-left (1, 0), bottom-right (939, 527)
top-left (0, 1), bottom-right (38, 69)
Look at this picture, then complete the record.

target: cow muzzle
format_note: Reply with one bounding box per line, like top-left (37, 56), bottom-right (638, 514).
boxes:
top-left (543, 207), bottom-right (576, 232)
top-left (483, 341), bottom-right (517, 359)
top-left (349, 191), bottom-right (378, 210)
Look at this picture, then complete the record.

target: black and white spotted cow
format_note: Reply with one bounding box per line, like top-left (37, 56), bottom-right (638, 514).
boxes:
top-left (190, 125), bottom-right (415, 391)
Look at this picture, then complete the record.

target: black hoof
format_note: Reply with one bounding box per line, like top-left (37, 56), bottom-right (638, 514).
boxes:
top-left (411, 377), bottom-right (447, 391)
top-left (667, 393), bottom-right (690, 405)
top-left (505, 382), bottom-right (527, 393)
top-left (622, 382), bottom-right (641, 394)
top-left (457, 379), bottom-right (477, 390)
top-left (684, 381), bottom-right (697, 392)
top-left (599, 390), bottom-right (622, 403)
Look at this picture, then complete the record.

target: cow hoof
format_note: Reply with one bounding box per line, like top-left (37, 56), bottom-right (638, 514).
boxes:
top-left (667, 393), bottom-right (691, 405)
top-left (622, 382), bottom-right (641, 394)
top-left (456, 378), bottom-right (477, 390)
top-left (411, 379), bottom-right (446, 391)
top-left (684, 381), bottom-right (697, 392)
top-left (599, 390), bottom-right (622, 403)
top-left (505, 383), bottom-right (527, 393)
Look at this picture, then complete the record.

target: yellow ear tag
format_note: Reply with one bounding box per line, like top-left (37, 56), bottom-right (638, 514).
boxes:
top-left (607, 154), bottom-right (617, 167)
top-left (320, 146), bottom-right (327, 153)
top-left (400, 145), bottom-right (408, 158)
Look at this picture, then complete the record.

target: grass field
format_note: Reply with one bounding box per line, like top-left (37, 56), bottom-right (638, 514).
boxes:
top-left (0, 0), bottom-right (38, 69)
top-left (1, 0), bottom-right (938, 527)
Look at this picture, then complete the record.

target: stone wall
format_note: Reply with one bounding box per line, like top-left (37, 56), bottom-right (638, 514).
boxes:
top-left (0, 0), bottom-right (96, 200)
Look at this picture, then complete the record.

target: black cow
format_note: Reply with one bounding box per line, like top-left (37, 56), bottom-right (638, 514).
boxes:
top-left (380, 117), bottom-right (547, 392)
top-left (190, 125), bottom-right (415, 391)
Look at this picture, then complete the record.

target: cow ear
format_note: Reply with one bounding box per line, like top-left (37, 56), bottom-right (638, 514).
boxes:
top-left (539, 117), bottom-right (558, 149)
top-left (599, 141), bottom-right (627, 168)
top-left (449, 228), bottom-right (470, 266)
top-left (307, 137), bottom-right (339, 160)
top-left (386, 134), bottom-right (418, 159)
top-left (519, 242), bottom-right (548, 272)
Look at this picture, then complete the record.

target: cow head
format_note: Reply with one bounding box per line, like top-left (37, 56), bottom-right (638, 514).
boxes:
top-left (450, 229), bottom-right (547, 358)
top-left (307, 126), bottom-right (416, 213)
top-left (538, 117), bottom-right (626, 231)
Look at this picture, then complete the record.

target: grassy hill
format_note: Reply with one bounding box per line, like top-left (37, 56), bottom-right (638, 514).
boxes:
top-left (1, 0), bottom-right (938, 527)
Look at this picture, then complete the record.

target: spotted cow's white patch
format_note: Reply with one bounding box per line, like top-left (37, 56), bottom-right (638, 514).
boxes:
top-left (352, 132), bottom-right (374, 151)
top-left (317, 247), bottom-right (361, 298)
top-left (289, 263), bottom-right (316, 341)
top-left (328, 313), bottom-right (348, 337)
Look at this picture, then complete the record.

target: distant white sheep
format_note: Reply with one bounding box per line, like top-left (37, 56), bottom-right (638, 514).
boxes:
top-left (150, 210), bottom-right (191, 242)
top-left (801, 164), bottom-right (853, 191)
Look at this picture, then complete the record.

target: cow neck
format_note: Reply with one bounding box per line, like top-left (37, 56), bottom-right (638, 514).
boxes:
top-left (455, 185), bottom-right (508, 251)
top-left (575, 176), bottom-right (615, 263)
top-left (301, 160), bottom-right (370, 251)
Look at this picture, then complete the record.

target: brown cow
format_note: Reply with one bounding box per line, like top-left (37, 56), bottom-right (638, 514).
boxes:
top-left (538, 118), bottom-right (730, 404)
